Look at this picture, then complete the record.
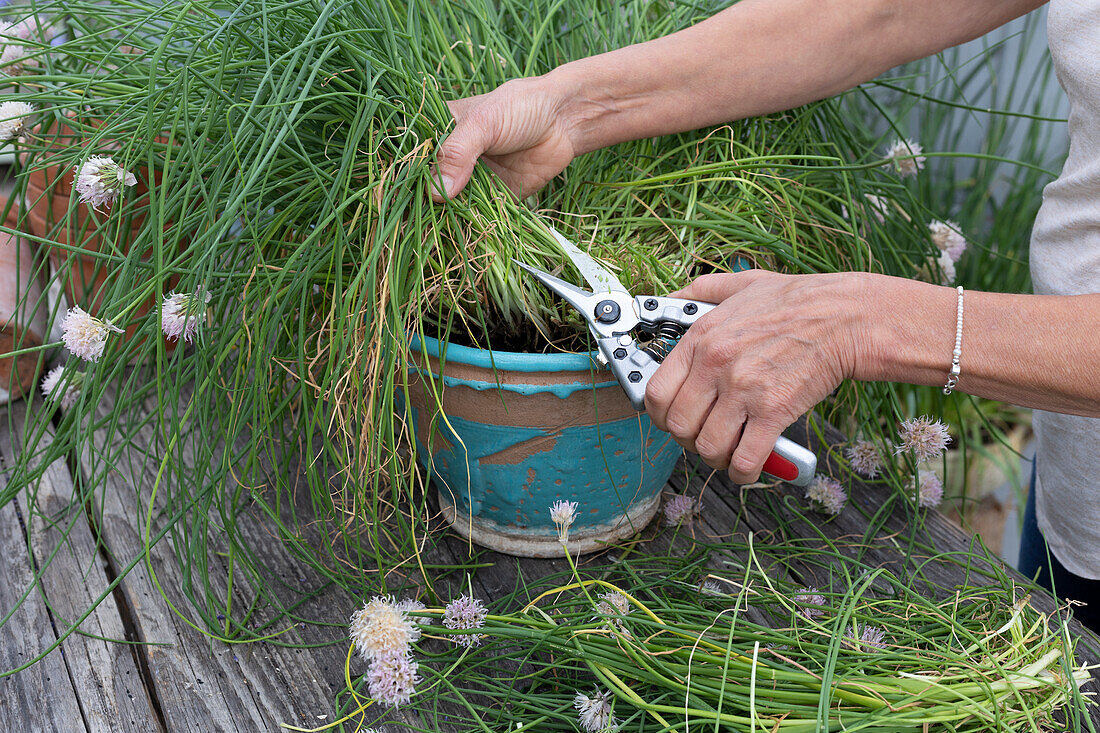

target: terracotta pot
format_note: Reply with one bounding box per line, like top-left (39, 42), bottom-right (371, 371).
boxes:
top-left (22, 120), bottom-right (176, 343)
top-left (406, 336), bottom-right (682, 558)
top-left (0, 203), bottom-right (48, 401)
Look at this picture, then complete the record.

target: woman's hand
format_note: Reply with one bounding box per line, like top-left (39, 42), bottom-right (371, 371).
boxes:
top-left (645, 270), bottom-right (869, 483)
top-left (432, 76), bottom-right (582, 201)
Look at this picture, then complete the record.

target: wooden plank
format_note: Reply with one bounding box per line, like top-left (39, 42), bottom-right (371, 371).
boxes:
top-left (0, 408), bottom-right (88, 732)
top-left (211, 489), bottom-right (448, 733)
top-left (1, 401), bottom-right (161, 732)
top-left (78, 393), bottom-right (340, 731)
top-left (79, 384), bottom-right (442, 732)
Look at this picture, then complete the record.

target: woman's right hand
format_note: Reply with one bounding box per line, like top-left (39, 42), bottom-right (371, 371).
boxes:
top-left (432, 76), bottom-right (582, 201)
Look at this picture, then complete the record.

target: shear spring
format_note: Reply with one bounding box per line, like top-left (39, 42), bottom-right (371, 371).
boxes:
top-left (641, 322), bottom-right (685, 362)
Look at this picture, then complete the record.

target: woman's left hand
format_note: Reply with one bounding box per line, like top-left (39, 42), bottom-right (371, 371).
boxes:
top-left (645, 270), bottom-right (869, 483)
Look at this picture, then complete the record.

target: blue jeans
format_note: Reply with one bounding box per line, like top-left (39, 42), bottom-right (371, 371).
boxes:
top-left (1018, 460), bottom-right (1100, 633)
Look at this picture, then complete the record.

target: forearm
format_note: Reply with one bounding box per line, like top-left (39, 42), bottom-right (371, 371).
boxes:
top-left (856, 275), bottom-right (1100, 417)
top-left (550, 0), bottom-right (1043, 154)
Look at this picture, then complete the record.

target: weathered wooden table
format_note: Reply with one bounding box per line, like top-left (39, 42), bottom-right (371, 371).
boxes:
top-left (1, 395), bottom-right (1098, 732)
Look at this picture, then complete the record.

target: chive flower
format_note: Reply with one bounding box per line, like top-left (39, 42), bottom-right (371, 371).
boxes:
top-left (40, 365), bottom-right (82, 408)
top-left (885, 138), bottom-right (926, 178)
top-left (161, 287), bottom-right (212, 342)
top-left (794, 588), bottom-right (826, 619)
top-left (349, 595), bottom-right (421, 663)
top-left (366, 649), bottom-right (419, 707)
top-left (0, 20), bottom-right (35, 75)
top-left (595, 591), bottom-right (631, 617)
top-left (895, 416), bottom-right (951, 463)
top-left (396, 598), bottom-right (432, 624)
top-left (443, 594), bottom-right (487, 647)
top-left (60, 306), bottom-right (123, 362)
top-left (928, 220), bottom-right (967, 262)
top-left (846, 623), bottom-right (888, 652)
top-left (843, 195), bottom-right (892, 224)
top-left (864, 194), bottom-right (889, 224)
top-left (934, 250), bottom-right (956, 285)
top-left (573, 688), bottom-right (618, 732)
top-left (663, 493), bottom-right (698, 525)
top-left (844, 439), bottom-right (883, 478)
top-left (917, 469), bottom-right (945, 509)
top-left (0, 100), bottom-right (34, 141)
top-left (701, 580), bottom-right (726, 596)
top-left (595, 591), bottom-right (632, 633)
top-left (916, 249), bottom-right (957, 285)
top-left (549, 499), bottom-right (578, 543)
top-left (73, 155), bottom-right (137, 210)
top-left (804, 475), bottom-right (847, 516)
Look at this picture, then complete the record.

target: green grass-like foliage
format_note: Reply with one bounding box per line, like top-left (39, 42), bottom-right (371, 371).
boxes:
top-left (0, 0), bottom-right (1065, 645)
top-left (347, 542), bottom-right (1092, 732)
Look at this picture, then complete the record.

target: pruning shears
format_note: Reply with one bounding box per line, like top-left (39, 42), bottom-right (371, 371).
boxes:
top-left (515, 224), bottom-right (817, 487)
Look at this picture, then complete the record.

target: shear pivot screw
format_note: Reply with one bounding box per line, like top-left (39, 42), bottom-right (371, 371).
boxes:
top-left (683, 302), bottom-right (698, 315)
top-left (595, 300), bottom-right (621, 323)
top-left (644, 298), bottom-right (658, 311)
top-left (628, 371), bottom-right (642, 383)
top-left (613, 348), bottom-right (627, 360)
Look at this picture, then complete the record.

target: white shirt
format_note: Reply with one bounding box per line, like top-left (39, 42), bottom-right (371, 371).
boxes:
top-left (1030, 0), bottom-right (1100, 578)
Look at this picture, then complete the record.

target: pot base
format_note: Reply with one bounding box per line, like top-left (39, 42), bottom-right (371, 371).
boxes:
top-left (439, 488), bottom-right (661, 558)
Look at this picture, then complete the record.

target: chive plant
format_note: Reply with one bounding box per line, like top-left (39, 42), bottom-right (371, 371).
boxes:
top-left (0, 0), bottom-right (1065, 663)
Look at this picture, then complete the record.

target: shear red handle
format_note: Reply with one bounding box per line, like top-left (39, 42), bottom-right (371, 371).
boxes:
top-left (762, 436), bottom-right (817, 486)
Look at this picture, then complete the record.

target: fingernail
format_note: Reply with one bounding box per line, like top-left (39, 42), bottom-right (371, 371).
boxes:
top-left (435, 174), bottom-right (454, 199)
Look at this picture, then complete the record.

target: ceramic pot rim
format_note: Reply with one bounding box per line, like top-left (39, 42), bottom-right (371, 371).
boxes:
top-left (410, 333), bottom-right (601, 373)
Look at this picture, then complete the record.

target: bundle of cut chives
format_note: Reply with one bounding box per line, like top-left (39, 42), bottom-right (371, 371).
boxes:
top-left (356, 551), bottom-right (1094, 732)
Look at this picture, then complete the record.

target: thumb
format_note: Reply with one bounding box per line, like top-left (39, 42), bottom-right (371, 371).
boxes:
top-left (671, 270), bottom-right (764, 303)
top-left (432, 107), bottom-right (494, 202)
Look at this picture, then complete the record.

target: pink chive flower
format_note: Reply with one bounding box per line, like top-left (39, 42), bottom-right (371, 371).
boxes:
top-left (929, 220), bottom-right (967, 262)
top-left (40, 365), bottom-right (82, 408)
top-left (366, 649), bottom-right (419, 707)
top-left (663, 493), bottom-right (698, 525)
top-left (161, 287), bottom-right (211, 342)
top-left (396, 598), bottom-right (432, 624)
top-left (885, 138), bottom-right (926, 178)
top-left (895, 416), bottom-right (951, 463)
top-left (443, 594), bottom-right (487, 647)
top-left (60, 306), bottom-right (122, 362)
top-left (846, 623), bottom-right (888, 652)
top-left (844, 439), bottom-right (883, 479)
top-left (73, 155), bottom-right (137, 210)
top-left (917, 469), bottom-right (945, 509)
top-left (349, 596), bottom-right (421, 663)
top-left (0, 100), bottom-right (34, 141)
top-left (573, 688), bottom-right (618, 732)
top-left (0, 20), bottom-right (36, 75)
top-left (805, 475), bottom-right (847, 516)
top-left (549, 499), bottom-right (578, 543)
top-left (794, 588), bottom-right (827, 619)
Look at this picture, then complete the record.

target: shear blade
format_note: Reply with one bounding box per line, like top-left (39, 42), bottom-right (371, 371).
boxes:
top-left (545, 224), bottom-right (628, 295)
top-left (512, 259), bottom-right (598, 319)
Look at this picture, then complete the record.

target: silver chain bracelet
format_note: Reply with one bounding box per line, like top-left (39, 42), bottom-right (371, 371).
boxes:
top-left (943, 285), bottom-right (964, 395)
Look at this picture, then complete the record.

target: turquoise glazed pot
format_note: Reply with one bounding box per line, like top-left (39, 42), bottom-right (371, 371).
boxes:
top-left (407, 335), bottom-right (682, 557)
